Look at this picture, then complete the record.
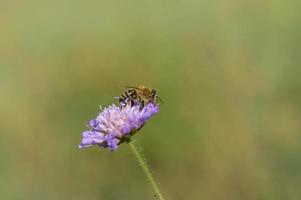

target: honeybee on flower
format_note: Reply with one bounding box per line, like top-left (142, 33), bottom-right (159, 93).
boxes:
top-left (79, 86), bottom-right (160, 151)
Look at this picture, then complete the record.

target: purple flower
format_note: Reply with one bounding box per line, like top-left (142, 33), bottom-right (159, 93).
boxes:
top-left (79, 103), bottom-right (159, 151)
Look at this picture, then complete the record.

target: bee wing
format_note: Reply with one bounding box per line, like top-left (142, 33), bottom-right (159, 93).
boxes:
top-left (125, 86), bottom-right (139, 89)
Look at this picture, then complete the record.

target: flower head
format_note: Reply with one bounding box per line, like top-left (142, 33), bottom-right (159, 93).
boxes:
top-left (79, 103), bottom-right (159, 151)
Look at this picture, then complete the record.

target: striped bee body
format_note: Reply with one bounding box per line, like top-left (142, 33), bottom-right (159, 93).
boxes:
top-left (117, 85), bottom-right (161, 109)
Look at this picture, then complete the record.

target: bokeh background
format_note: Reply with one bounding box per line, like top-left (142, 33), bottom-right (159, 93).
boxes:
top-left (1, 0), bottom-right (301, 199)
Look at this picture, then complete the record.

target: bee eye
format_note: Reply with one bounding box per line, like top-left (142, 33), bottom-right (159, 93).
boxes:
top-left (151, 90), bottom-right (156, 98)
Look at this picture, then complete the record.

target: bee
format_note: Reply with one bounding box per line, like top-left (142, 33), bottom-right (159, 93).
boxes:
top-left (117, 85), bottom-right (162, 109)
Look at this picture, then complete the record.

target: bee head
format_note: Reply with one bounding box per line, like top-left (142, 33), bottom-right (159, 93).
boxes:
top-left (151, 89), bottom-right (156, 97)
top-left (151, 89), bottom-right (162, 104)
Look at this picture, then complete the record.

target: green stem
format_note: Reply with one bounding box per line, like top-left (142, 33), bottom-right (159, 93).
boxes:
top-left (128, 141), bottom-right (166, 200)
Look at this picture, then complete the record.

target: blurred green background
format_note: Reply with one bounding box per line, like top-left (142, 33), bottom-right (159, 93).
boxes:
top-left (1, 0), bottom-right (301, 199)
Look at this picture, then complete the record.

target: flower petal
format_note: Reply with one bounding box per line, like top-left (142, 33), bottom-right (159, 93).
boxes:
top-left (79, 131), bottom-right (105, 148)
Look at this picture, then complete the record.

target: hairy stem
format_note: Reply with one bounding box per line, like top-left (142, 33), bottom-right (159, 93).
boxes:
top-left (128, 141), bottom-right (166, 200)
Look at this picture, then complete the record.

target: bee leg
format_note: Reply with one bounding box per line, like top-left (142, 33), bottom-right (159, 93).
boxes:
top-left (139, 100), bottom-right (144, 111)
top-left (130, 99), bottom-right (134, 107)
